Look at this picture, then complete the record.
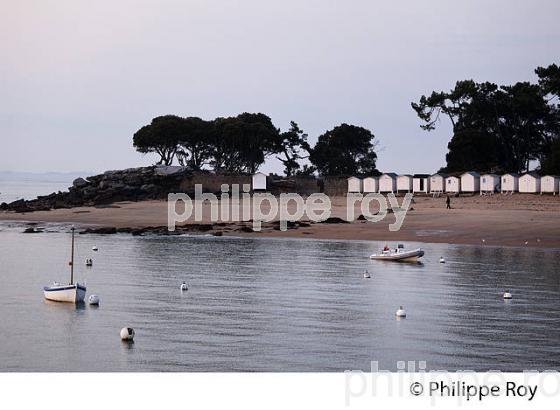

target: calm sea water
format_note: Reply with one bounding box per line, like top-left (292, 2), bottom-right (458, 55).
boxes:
top-left (0, 222), bottom-right (559, 372)
top-left (0, 175), bottom-right (77, 203)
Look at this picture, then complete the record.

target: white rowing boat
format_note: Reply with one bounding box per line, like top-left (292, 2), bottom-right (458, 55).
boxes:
top-left (370, 244), bottom-right (424, 262)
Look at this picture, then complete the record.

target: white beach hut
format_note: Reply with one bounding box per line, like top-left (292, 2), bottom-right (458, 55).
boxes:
top-left (347, 176), bottom-right (362, 193)
top-left (396, 175), bottom-right (413, 193)
top-left (362, 177), bottom-right (378, 193)
top-left (413, 174), bottom-right (430, 194)
top-left (519, 173), bottom-right (541, 194)
top-left (252, 172), bottom-right (267, 191)
top-left (379, 173), bottom-right (397, 193)
top-left (445, 176), bottom-right (461, 193)
top-left (430, 173), bottom-right (447, 195)
top-left (480, 174), bottom-right (500, 194)
top-left (540, 175), bottom-right (560, 195)
top-left (501, 173), bottom-right (519, 194)
top-left (460, 171), bottom-right (480, 193)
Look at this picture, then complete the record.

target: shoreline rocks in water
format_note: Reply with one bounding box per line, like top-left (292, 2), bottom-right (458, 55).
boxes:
top-left (75, 219), bottom-right (315, 237)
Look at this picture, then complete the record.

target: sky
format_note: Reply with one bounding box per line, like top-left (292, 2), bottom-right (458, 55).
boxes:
top-left (1, 0), bottom-right (559, 175)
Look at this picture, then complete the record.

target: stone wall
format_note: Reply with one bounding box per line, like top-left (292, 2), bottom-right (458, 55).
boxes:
top-left (322, 176), bottom-right (348, 196)
top-left (179, 173), bottom-right (252, 194)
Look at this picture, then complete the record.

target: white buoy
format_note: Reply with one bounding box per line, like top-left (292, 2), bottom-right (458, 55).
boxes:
top-left (439, 257), bottom-right (445, 263)
top-left (92, 246), bottom-right (98, 252)
top-left (524, 241), bottom-right (529, 245)
top-left (363, 270), bottom-right (371, 279)
top-left (503, 291), bottom-right (512, 300)
top-left (88, 294), bottom-right (100, 305)
top-left (180, 282), bottom-right (188, 291)
top-left (120, 327), bottom-right (135, 341)
top-left (482, 239), bottom-right (486, 243)
top-left (396, 306), bottom-right (407, 318)
top-left (85, 258), bottom-right (93, 266)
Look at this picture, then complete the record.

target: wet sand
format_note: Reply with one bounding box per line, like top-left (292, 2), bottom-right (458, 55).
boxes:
top-left (1, 194), bottom-right (559, 248)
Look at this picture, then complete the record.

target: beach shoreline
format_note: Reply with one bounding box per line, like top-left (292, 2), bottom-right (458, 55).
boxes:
top-left (1, 194), bottom-right (559, 248)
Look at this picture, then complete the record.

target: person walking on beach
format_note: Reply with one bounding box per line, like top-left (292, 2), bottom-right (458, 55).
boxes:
top-left (446, 195), bottom-right (451, 209)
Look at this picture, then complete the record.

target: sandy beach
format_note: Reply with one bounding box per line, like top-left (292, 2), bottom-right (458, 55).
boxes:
top-left (1, 194), bottom-right (559, 248)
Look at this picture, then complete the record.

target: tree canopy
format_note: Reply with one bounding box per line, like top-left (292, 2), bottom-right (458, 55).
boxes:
top-left (133, 115), bottom-right (185, 166)
top-left (275, 121), bottom-right (311, 177)
top-left (175, 117), bottom-right (214, 170)
top-left (134, 113), bottom-right (283, 174)
top-left (133, 114), bottom-right (378, 176)
top-left (309, 124), bottom-right (378, 176)
top-left (412, 64), bottom-right (560, 174)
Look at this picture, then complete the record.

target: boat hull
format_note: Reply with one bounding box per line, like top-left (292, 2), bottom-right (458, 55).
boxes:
top-left (44, 284), bottom-right (86, 303)
top-left (370, 249), bottom-right (424, 262)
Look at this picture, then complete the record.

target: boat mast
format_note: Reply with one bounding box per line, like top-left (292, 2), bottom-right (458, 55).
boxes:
top-left (70, 227), bottom-right (75, 285)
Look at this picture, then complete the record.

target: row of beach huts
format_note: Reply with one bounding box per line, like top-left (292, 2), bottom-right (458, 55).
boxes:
top-left (346, 172), bottom-right (560, 195)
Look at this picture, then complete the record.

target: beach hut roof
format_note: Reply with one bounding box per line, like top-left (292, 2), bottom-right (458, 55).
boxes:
top-left (481, 173), bottom-right (499, 177)
top-left (520, 172), bottom-right (540, 178)
top-left (398, 174), bottom-right (413, 178)
top-left (347, 176), bottom-right (360, 180)
top-left (381, 172), bottom-right (398, 178)
top-left (461, 171), bottom-right (480, 177)
top-left (413, 173), bottom-right (430, 178)
top-left (502, 172), bottom-right (519, 177)
top-left (431, 172), bottom-right (448, 178)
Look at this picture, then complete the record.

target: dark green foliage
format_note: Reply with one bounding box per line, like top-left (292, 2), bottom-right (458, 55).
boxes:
top-left (134, 113), bottom-right (281, 173)
top-left (176, 117), bottom-right (215, 170)
top-left (211, 113), bottom-right (281, 173)
top-left (541, 139), bottom-right (560, 175)
top-left (133, 113), bottom-right (378, 176)
top-left (412, 64), bottom-right (560, 174)
top-left (309, 124), bottom-right (378, 176)
top-left (276, 121), bottom-right (311, 177)
top-left (133, 115), bottom-right (185, 166)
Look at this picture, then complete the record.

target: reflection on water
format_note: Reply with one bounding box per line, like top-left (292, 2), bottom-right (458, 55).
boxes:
top-left (0, 224), bottom-right (559, 371)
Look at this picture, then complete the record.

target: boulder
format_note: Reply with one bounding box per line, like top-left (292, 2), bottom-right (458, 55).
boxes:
top-left (140, 184), bottom-right (158, 192)
top-left (154, 165), bottom-right (189, 176)
top-left (80, 227), bottom-right (118, 234)
top-left (72, 177), bottom-right (89, 188)
top-left (81, 186), bottom-right (98, 199)
top-left (8, 199), bottom-right (31, 213)
top-left (124, 174), bottom-right (142, 185)
top-left (321, 217), bottom-right (349, 224)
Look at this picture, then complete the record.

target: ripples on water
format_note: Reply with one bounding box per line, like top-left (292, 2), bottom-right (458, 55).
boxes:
top-left (0, 223), bottom-right (559, 371)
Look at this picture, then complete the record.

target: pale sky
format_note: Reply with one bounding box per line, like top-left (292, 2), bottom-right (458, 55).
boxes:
top-left (1, 0), bottom-right (559, 175)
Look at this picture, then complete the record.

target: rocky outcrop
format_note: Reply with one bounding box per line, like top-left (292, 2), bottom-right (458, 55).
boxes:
top-left (1, 166), bottom-right (346, 214)
top-left (4, 166), bottom-right (193, 213)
